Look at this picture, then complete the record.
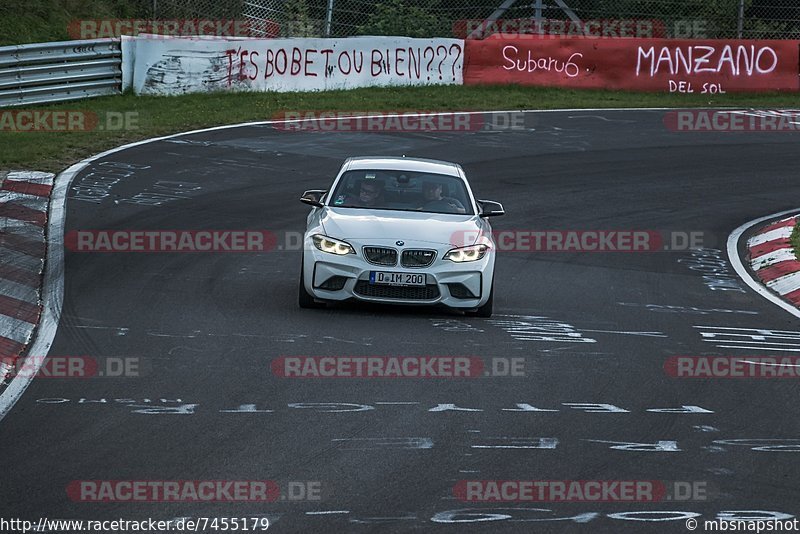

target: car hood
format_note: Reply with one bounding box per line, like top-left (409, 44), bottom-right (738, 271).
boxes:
top-left (320, 208), bottom-right (483, 246)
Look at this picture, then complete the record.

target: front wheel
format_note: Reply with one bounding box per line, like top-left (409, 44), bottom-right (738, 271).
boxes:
top-left (465, 283), bottom-right (493, 318)
top-left (298, 259), bottom-right (323, 309)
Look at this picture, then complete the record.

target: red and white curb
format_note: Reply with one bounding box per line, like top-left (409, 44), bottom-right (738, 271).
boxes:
top-left (0, 171), bottom-right (54, 385)
top-left (746, 215), bottom-right (800, 306)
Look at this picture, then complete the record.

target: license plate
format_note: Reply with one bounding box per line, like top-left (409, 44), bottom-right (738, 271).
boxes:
top-left (369, 271), bottom-right (426, 286)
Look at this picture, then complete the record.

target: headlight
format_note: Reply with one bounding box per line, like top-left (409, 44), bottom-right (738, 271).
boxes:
top-left (444, 244), bottom-right (489, 262)
top-left (312, 234), bottom-right (355, 255)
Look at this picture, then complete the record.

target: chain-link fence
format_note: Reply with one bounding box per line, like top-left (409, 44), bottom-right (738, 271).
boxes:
top-left (148, 0), bottom-right (800, 40)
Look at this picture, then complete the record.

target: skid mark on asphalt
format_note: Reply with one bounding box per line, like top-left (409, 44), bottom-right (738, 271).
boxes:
top-left (533, 345), bottom-right (611, 354)
top-left (139, 329), bottom-right (374, 346)
top-left (181, 134), bottom-right (426, 159)
top-left (706, 467), bottom-right (734, 475)
top-left (567, 115), bottom-right (637, 123)
top-left (320, 336), bottom-right (371, 345)
top-left (147, 330), bottom-right (201, 339)
top-left (73, 325), bottom-right (130, 336)
top-left (617, 302), bottom-right (759, 315)
top-left (167, 345), bottom-right (204, 355)
top-left (332, 437), bottom-right (434, 450)
top-left (161, 151), bottom-right (290, 173)
top-left (582, 329), bottom-right (667, 338)
top-left (694, 425), bottom-right (720, 433)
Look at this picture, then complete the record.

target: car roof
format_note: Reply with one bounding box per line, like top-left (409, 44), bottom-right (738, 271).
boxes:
top-left (344, 157), bottom-right (463, 177)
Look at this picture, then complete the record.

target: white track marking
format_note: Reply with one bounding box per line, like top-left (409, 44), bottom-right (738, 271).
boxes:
top-left (698, 326), bottom-right (800, 333)
top-left (0, 315), bottom-right (36, 344)
top-left (740, 359), bottom-right (800, 368)
top-left (751, 248), bottom-right (796, 270)
top-left (6, 171), bottom-right (54, 185)
top-left (766, 271), bottom-right (800, 295)
top-left (716, 345), bottom-right (800, 352)
top-left (0, 248), bottom-right (43, 272)
top-left (727, 208), bottom-right (800, 320)
top-left (696, 326), bottom-right (800, 351)
top-left (0, 218), bottom-right (45, 238)
top-left (747, 226), bottom-right (793, 247)
top-left (0, 278), bottom-right (39, 305)
top-left (0, 191), bottom-right (50, 209)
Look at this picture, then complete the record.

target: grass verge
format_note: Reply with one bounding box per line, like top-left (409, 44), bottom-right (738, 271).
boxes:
top-left (2, 84), bottom-right (800, 172)
top-left (791, 222), bottom-right (800, 261)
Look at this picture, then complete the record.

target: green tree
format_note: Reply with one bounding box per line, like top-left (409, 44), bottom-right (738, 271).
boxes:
top-left (357, 0), bottom-right (446, 38)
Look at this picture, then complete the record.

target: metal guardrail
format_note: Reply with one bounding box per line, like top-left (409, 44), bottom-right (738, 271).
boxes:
top-left (0, 39), bottom-right (122, 108)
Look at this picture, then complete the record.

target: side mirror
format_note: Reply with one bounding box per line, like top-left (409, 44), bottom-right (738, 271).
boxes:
top-left (300, 189), bottom-right (327, 208)
top-left (478, 200), bottom-right (505, 217)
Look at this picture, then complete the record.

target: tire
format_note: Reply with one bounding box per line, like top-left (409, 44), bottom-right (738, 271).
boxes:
top-left (466, 283), bottom-right (493, 318)
top-left (298, 259), bottom-right (322, 309)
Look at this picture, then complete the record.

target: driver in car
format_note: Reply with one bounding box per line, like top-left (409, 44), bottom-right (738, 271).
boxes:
top-left (420, 181), bottom-right (466, 214)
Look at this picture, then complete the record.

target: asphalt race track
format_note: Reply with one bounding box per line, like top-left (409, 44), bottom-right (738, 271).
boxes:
top-left (2, 109), bottom-right (800, 533)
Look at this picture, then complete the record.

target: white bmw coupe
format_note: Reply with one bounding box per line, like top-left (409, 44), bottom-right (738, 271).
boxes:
top-left (298, 157), bottom-right (504, 317)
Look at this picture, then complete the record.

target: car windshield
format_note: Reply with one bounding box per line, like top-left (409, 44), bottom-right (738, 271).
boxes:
top-left (328, 170), bottom-right (474, 215)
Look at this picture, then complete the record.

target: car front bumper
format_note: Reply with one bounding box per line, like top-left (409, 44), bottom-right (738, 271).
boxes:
top-left (303, 246), bottom-right (493, 309)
